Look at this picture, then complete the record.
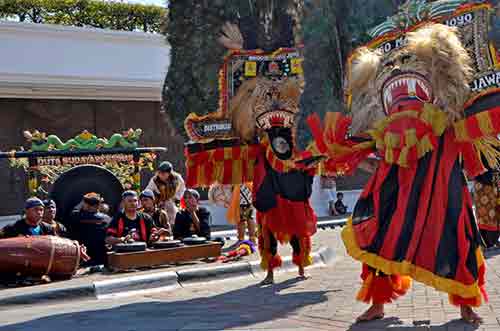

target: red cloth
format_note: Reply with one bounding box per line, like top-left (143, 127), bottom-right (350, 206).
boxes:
top-left (257, 197), bottom-right (317, 242)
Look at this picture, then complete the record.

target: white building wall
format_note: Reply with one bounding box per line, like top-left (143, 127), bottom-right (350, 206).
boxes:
top-left (0, 22), bottom-right (170, 100)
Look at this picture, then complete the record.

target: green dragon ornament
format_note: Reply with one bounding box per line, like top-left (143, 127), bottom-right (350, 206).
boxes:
top-left (23, 128), bottom-right (143, 152)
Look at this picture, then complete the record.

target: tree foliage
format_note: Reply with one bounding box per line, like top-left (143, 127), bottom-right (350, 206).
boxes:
top-left (163, 0), bottom-right (405, 141)
top-left (163, 0), bottom-right (305, 135)
top-left (0, 0), bottom-right (167, 33)
top-left (296, 0), bottom-right (403, 147)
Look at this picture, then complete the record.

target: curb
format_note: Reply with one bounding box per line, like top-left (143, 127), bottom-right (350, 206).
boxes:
top-left (0, 246), bottom-right (335, 306)
top-left (94, 271), bottom-right (179, 298)
top-left (177, 262), bottom-right (252, 284)
top-left (0, 283), bottom-right (95, 307)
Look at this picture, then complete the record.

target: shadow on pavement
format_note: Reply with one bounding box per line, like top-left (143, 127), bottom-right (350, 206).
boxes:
top-left (484, 247), bottom-right (500, 259)
top-left (0, 278), bottom-right (330, 331)
top-left (346, 317), bottom-right (479, 331)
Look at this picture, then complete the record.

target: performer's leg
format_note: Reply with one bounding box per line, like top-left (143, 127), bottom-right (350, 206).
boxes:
top-left (356, 264), bottom-right (412, 322)
top-left (290, 236), bottom-right (312, 279)
top-left (448, 254), bottom-right (487, 324)
top-left (237, 221), bottom-right (246, 241)
top-left (247, 218), bottom-right (257, 244)
top-left (449, 293), bottom-right (484, 323)
top-left (258, 225), bottom-right (281, 285)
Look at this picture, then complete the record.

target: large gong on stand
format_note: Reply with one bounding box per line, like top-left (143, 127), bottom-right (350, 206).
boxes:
top-left (50, 165), bottom-right (124, 225)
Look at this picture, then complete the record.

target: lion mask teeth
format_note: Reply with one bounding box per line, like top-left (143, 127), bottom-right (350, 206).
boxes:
top-left (381, 73), bottom-right (433, 114)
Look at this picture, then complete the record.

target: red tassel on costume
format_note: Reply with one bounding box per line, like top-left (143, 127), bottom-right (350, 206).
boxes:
top-left (460, 142), bottom-right (485, 179)
top-left (357, 265), bottom-right (411, 304)
top-left (449, 262), bottom-right (488, 307)
top-left (306, 114), bottom-right (328, 153)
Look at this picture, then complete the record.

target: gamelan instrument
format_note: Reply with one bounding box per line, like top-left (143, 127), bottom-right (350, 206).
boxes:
top-left (107, 241), bottom-right (222, 271)
top-left (0, 235), bottom-right (82, 279)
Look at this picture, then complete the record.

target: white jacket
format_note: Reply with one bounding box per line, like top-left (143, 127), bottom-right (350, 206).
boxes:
top-left (146, 172), bottom-right (186, 201)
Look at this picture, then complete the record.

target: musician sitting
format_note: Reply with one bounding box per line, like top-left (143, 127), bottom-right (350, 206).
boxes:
top-left (173, 189), bottom-right (211, 240)
top-left (0, 198), bottom-right (56, 238)
top-left (106, 190), bottom-right (168, 246)
top-left (42, 199), bottom-right (68, 237)
top-left (140, 189), bottom-right (172, 236)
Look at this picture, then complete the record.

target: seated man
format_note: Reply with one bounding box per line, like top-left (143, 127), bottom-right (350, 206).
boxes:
top-left (140, 189), bottom-right (172, 237)
top-left (174, 189), bottom-right (211, 240)
top-left (334, 192), bottom-right (348, 215)
top-left (0, 197), bottom-right (89, 283)
top-left (99, 202), bottom-right (110, 215)
top-left (106, 191), bottom-right (168, 246)
top-left (0, 198), bottom-right (55, 238)
top-left (42, 199), bottom-right (68, 237)
top-left (71, 192), bottom-right (109, 266)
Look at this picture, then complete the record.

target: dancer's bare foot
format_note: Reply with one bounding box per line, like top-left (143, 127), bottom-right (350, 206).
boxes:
top-left (297, 265), bottom-right (309, 280)
top-left (41, 275), bottom-right (51, 283)
top-left (356, 304), bottom-right (385, 323)
top-left (460, 305), bottom-right (483, 324)
top-left (260, 271), bottom-right (274, 286)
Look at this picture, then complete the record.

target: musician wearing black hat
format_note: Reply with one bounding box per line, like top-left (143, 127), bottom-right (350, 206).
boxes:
top-left (0, 197), bottom-right (55, 238)
top-left (106, 191), bottom-right (169, 246)
top-left (71, 192), bottom-right (109, 266)
top-left (42, 199), bottom-right (68, 237)
top-left (145, 161), bottom-right (185, 226)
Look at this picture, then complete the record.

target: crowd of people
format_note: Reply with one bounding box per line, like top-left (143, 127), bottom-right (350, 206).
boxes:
top-left (0, 161), bottom-right (218, 268)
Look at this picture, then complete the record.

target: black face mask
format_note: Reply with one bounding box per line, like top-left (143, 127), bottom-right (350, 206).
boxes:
top-left (266, 127), bottom-right (293, 160)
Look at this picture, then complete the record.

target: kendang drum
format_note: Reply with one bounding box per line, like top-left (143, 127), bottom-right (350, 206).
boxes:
top-left (0, 235), bottom-right (81, 279)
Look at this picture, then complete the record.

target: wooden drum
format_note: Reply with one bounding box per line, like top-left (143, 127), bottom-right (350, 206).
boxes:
top-left (0, 235), bottom-right (81, 278)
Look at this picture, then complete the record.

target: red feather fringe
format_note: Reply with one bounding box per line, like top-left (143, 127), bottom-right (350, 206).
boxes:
top-left (449, 263), bottom-right (488, 307)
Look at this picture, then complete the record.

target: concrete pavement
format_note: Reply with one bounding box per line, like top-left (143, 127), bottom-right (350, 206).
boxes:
top-left (1, 228), bottom-right (500, 330)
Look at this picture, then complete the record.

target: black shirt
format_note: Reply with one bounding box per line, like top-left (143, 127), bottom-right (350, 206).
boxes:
top-left (0, 218), bottom-right (55, 238)
top-left (107, 212), bottom-right (155, 243)
top-left (335, 200), bottom-right (347, 215)
top-left (173, 208), bottom-right (211, 240)
top-left (71, 209), bottom-right (109, 266)
top-left (42, 221), bottom-right (68, 238)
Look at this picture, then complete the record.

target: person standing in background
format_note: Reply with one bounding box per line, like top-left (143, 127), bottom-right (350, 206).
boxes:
top-left (146, 161), bottom-right (185, 227)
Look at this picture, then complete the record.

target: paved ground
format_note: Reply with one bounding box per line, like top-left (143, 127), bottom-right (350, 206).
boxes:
top-left (1, 228), bottom-right (500, 331)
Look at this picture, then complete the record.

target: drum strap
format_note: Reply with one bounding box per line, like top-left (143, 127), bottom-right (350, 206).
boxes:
top-left (46, 236), bottom-right (56, 275)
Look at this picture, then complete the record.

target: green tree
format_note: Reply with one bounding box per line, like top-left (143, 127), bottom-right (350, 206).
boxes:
top-left (163, 0), bottom-right (302, 133)
top-left (0, 0), bottom-right (166, 33)
top-left (296, 0), bottom-right (402, 147)
top-left (164, 0), bottom-right (405, 142)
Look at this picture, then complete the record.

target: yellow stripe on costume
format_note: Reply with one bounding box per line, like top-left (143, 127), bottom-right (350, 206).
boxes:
top-left (476, 111), bottom-right (494, 136)
top-left (453, 120), bottom-right (470, 142)
top-left (417, 135), bottom-right (434, 158)
top-left (398, 147), bottom-right (409, 167)
top-left (341, 218), bottom-right (483, 300)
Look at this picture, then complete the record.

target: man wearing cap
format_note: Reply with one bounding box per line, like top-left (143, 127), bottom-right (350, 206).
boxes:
top-left (173, 189), bottom-right (211, 240)
top-left (71, 192), bottom-right (109, 266)
top-left (106, 191), bottom-right (168, 246)
top-left (42, 199), bottom-right (68, 237)
top-left (0, 198), bottom-right (55, 238)
top-left (140, 189), bottom-right (172, 236)
top-left (145, 161), bottom-right (185, 226)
